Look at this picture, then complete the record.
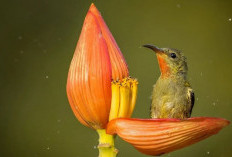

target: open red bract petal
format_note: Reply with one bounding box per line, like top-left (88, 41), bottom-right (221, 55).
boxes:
top-left (107, 117), bottom-right (230, 156)
top-left (67, 7), bottom-right (112, 129)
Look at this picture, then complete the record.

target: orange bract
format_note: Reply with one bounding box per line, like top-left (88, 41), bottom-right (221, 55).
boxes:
top-left (66, 4), bottom-right (129, 129)
top-left (89, 4), bottom-right (129, 80)
top-left (107, 117), bottom-right (230, 156)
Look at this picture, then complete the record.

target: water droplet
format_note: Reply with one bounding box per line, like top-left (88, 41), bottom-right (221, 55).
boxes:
top-left (228, 18), bottom-right (231, 22)
top-left (57, 119), bottom-right (61, 123)
top-left (200, 72), bottom-right (203, 76)
top-left (207, 151), bottom-right (210, 154)
top-left (176, 4), bottom-right (181, 8)
top-left (47, 146), bottom-right (50, 150)
top-left (93, 145), bottom-right (97, 149)
top-left (212, 102), bottom-right (216, 106)
top-left (45, 75), bottom-right (49, 79)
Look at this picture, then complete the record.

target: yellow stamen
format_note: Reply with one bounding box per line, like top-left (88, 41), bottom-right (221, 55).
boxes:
top-left (109, 77), bottom-right (138, 120)
top-left (128, 79), bottom-right (138, 117)
top-left (118, 82), bottom-right (130, 117)
top-left (109, 81), bottom-right (120, 121)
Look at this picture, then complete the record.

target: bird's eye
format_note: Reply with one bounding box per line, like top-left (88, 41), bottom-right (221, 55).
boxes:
top-left (170, 53), bottom-right (176, 58)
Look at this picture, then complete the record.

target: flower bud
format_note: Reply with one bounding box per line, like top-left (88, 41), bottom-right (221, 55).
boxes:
top-left (66, 4), bottom-right (135, 129)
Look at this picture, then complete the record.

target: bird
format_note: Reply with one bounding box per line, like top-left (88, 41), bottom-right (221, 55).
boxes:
top-left (143, 44), bottom-right (195, 119)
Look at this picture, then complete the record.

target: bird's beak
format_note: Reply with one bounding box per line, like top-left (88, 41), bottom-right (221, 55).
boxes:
top-left (143, 44), bottom-right (169, 75)
top-left (143, 44), bottom-right (164, 54)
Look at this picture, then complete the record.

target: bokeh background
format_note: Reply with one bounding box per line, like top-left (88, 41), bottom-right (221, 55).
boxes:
top-left (1, 0), bottom-right (231, 157)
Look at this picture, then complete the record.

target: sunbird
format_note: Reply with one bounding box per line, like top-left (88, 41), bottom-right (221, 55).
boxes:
top-left (143, 44), bottom-right (195, 119)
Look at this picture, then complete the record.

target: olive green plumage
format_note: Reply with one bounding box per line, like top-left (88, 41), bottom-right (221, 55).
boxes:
top-left (143, 45), bottom-right (195, 119)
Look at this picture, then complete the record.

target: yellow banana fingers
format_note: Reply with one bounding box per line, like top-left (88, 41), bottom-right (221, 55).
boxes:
top-left (109, 77), bottom-right (138, 121)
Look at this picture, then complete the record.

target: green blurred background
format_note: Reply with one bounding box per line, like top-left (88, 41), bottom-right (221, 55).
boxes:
top-left (1, 0), bottom-right (231, 156)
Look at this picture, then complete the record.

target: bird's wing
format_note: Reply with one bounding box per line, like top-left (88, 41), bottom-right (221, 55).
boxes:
top-left (187, 88), bottom-right (195, 116)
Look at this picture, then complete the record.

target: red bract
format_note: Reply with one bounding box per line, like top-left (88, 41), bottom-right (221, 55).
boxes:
top-left (66, 4), bottom-right (128, 129)
top-left (89, 4), bottom-right (129, 80)
top-left (107, 117), bottom-right (230, 156)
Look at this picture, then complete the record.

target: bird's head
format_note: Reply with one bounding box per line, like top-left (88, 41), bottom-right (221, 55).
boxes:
top-left (143, 44), bottom-right (188, 78)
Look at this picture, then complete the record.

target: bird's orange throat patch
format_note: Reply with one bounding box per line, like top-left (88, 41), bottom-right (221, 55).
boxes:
top-left (157, 55), bottom-right (170, 77)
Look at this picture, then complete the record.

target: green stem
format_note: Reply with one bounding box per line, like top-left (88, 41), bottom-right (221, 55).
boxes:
top-left (97, 129), bottom-right (118, 157)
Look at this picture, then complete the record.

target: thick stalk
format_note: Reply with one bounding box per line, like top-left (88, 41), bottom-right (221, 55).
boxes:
top-left (97, 129), bottom-right (118, 157)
